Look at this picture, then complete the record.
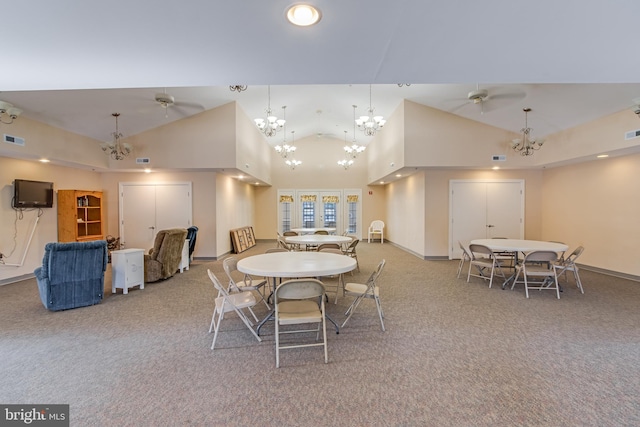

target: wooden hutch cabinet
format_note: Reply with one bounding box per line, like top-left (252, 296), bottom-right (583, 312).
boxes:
top-left (57, 190), bottom-right (104, 242)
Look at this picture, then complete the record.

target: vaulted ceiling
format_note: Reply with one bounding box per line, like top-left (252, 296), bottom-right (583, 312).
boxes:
top-left (3, 1), bottom-right (640, 147)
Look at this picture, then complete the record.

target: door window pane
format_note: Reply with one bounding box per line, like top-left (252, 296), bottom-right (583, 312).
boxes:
top-left (302, 201), bottom-right (315, 227)
top-left (323, 203), bottom-right (337, 228)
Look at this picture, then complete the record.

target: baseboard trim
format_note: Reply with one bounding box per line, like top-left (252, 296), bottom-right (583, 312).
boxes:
top-left (579, 264), bottom-right (640, 283)
top-left (0, 273), bottom-right (35, 286)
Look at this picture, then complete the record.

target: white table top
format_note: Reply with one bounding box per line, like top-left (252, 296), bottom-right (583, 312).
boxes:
top-left (285, 235), bottom-right (352, 245)
top-left (289, 227), bottom-right (337, 235)
top-left (237, 251), bottom-right (356, 278)
top-left (470, 239), bottom-right (568, 253)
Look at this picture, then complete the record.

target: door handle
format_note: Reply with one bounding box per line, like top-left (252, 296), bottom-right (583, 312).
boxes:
top-left (486, 225), bottom-right (495, 228)
top-left (149, 226), bottom-right (155, 230)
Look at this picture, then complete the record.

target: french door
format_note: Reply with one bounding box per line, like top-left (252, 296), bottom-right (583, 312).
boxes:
top-left (297, 190), bottom-right (342, 231)
top-left (278, 189), bottom-right (362, 238)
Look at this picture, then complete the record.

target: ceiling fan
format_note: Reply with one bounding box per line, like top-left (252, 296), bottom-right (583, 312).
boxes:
top-left (153, 89), bottom-right (204, 118)
top-left (449, 84), bottom-right (526, 115)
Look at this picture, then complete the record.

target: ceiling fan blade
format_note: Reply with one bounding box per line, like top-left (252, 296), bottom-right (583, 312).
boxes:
top-left (489, 92), bottom-right (526, 101)
top-left (449, 101), bottom-right (472, 114)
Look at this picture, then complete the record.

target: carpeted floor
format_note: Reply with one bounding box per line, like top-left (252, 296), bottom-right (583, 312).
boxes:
top-left (1, 241), bottom-right (639, 426)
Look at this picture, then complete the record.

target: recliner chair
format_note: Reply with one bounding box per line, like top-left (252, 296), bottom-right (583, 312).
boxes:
top-left (34, 240), bottom-right (108, 311)
top-left (144, 228), bottom-right (188, 282)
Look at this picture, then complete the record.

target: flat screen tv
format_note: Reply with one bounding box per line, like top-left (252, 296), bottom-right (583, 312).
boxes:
top-left (12, 179), bottom-right (54, 208)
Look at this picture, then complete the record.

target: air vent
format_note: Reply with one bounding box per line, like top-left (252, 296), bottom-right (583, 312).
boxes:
top-left (491, 154), bottom-right (506, 161)
top-left (624, 129), bottom-right (640, 140)
top-left (3, 134), bottom-right (25, 146)
top-left (136, 157), bottom-right (151, 164)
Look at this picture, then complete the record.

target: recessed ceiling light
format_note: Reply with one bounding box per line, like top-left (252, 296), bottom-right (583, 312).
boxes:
top-left (492, 166), bottom-right (500, 170)
top-left (286, 4), bottom-right (322, 26)
top-left (39, 158), bottom-right (50, 163)
top-left (597, 154), bottom-right (609, 158)
top-left (395, 174), bottom-right (402, 178)
top-left (144, 168), bottom-right (151, 173)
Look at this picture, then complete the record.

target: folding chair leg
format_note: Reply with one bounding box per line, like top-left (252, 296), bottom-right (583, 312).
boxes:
top-left (374, 296), bottom-right (385, 332)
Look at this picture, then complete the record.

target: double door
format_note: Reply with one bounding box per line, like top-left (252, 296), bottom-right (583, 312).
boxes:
top-left (119, 182), bottom-right (192, 250)
top-left (449, 180), bottom-right (524, 259)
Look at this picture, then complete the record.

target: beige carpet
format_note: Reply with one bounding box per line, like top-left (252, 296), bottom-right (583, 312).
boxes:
top-left (1, 241), bottom-right (639, 426)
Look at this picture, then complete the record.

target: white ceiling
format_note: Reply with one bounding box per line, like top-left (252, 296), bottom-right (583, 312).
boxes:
top-left (3, 1), bottom-right (640, 147)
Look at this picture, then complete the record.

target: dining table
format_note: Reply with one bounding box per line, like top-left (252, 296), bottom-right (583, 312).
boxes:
top-left (289, 227), bottom-right (337, 235)
top-left (285, 234), bottom-right (352, 251)
top-left (237, 251), bottom-right (357, 335)
top-left (469, 239), bottom-right (568, 289)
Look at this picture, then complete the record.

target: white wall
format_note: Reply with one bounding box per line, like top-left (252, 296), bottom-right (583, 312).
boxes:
top-left (541, 153), bottom-right (640, 276)
top-left (215, 174), bottom-right (255, 255)
top-left (0, 157), bottom-right (102, 284)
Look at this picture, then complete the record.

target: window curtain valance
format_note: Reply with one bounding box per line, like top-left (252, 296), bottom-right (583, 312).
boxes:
top-left (322, 195), bottom-right (339, 204)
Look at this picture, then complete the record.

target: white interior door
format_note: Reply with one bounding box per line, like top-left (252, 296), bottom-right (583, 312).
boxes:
top-left (450, 180), bottom-right (524, 259)
top-left (119, 182), bottom-right (192, 250)
top-left (486, 182), bottom-right (523, 239)
top-left (155, 184), bottom-right (192, 231)
top-left (120, 184), bottom-right (156, 250)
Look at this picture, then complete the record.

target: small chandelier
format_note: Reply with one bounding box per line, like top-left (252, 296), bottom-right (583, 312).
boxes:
top-left (101, 113), bottom-right (132, 160)
top-left (338, 158), bottom-right (354, 169)
top-left (355, 84), bottom-right (385, 136)
top-left (511, 108), bottom-right (544, 156)
top-left (275, 118), bottom-right (297, 158)
top-left (344, 105), bottom-right (366, 158)
top-left (286, 159), bottom-right (302, 169)
top-left (229, 85), bottom-right (247, 92)
top-left (0, 100), bottom-right (22, 124)
top-left (283, 131), bottom-right (301, 169)
top-left (254, 85), bottom-right (285, 137)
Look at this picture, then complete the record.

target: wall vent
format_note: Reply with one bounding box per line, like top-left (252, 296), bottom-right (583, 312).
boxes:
top-left (135, 157), bottom-right (151, 164)
top-left (491, 154), bottom-right (506, 161)
top-left (624, 129), bottom-right (640, 140)
top-left (3, 134), bottom-right (25, 146)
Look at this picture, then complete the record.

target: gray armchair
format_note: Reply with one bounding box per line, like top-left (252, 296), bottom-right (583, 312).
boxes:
top-left (34, 240), bottom-right (108, 311)
top-left (144, 228), bottom-right (188, 282)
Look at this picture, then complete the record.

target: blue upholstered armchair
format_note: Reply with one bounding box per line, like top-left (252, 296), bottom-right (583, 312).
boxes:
top-left (34, 240), bottom-right (108, 311)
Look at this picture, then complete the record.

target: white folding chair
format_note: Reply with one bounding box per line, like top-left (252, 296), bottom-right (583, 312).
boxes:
top-left (223, 257), bottom-right (270, 309)
top-left (457, 241), bottom-right (472, 279)
top-left (467, 244), bottom-right (506, 288)
top-left (511, 251), bottom-right (560, 299)
top-left (207, 269), bottom-right (262, 350)
top-left (274, 279), bottom-right (327, 368)
top-left (553, 245), bottom-right (585, 294)
top-left (341, 259), bottom-right (386, 331)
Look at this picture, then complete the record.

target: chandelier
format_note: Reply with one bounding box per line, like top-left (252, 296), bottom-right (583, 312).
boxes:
top-left (0, 100), bottom-right (22, 124)
top-left (229, 85), bottom-right (247, 92)
top-left (275, 115), bottom-right (297, 158)
top-left (254, 85), bottom-right (285, 137)
top-left (338, 131), bottom-right (355, 169)
top-left (101, 113), bottom-right (132, 160)
top-left (344, 105), bottom-right (366, 158)
top-left (355, 84), bottom-right (385, 136)
top-left (286, 159), bottom-right (302, 169)
top-left (338, 158), bottom-right (354, 169)
top-left (511, 108), bottom-right (544, 156)
top-left (283, 131), bottom-right (301, 169)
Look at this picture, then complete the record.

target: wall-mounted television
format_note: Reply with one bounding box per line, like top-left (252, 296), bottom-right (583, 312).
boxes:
top-left (12, 179), bottom-right (54, 208)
